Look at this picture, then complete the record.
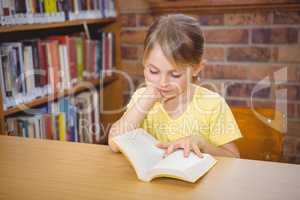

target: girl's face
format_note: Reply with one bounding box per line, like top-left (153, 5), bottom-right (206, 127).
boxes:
top-left (143, 44), bottom-right (196, 100)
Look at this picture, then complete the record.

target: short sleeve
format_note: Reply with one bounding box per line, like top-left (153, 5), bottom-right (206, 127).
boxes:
top-left (125, 87), bottom-right (146, 110)
top-left (208, 98), bottom-right (242, 146)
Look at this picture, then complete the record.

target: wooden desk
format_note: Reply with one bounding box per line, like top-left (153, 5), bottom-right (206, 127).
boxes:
top-left (0, 135), bottom-right (299, 200)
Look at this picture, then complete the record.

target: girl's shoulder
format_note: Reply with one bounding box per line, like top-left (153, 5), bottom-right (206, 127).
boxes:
top-left (193, 84), bottom-right (222, 99)
top-left (193, 84), bottom-right (226, 110)
top-left (130, 87), bottom-right (147, 98)
top-left (125, 87), bottom-right (147, 109)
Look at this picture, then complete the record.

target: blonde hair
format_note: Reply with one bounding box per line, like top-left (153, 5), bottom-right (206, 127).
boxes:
top-left (143, 14), bottom-right (204, 69)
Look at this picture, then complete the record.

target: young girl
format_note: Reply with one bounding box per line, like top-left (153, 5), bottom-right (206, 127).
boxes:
top-left (109, 14), bottom-right (242, 158)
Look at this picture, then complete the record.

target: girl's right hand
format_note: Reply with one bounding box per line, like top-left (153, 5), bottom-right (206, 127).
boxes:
top-left (143, 81), bottom-right (162, 104)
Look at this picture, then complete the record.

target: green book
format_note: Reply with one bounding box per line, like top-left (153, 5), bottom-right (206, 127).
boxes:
top-left (75, 37), bottom-right (84, 81)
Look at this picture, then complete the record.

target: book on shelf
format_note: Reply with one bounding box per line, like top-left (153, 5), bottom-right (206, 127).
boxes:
top-left (5, 90), bottom-right (101, 144)
top-left (112, 129), bottom-right (218, 183)
top-left (0, 32), bottom-right (115, 111)
top-left (0, 0), bottom-right (116, 26)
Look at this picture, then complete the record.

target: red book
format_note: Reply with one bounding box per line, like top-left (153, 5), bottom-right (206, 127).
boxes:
top-left (37, 41), bottom-right (49, 86)
top-left (47, 35), bottom-right (75, 85)
top-left (44, 115), bottom-right (53, 140)
top-left (69, 37), bottom-right (78, 85)
top-left (84, 39), bottom-right (90, 80)
top-left (48, 41), bottom-right (61, 92)
top-left (47, 35), bottom-right (70, 45)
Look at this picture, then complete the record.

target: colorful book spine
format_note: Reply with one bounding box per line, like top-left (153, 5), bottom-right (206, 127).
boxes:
top-left (0, 33), bottom-right (112, 110)
top-left (4, 88), bottom-right (101, 144)
top-left (59, 112), bottom-right (66, 141)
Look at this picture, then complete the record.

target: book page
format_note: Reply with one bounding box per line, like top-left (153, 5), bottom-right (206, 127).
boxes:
top-left (112, 129), bottom-right (165, 180)
top-left (152, 150), bottom-right (203, 171)
top-left (151, 150), bottom-right (217, 182)
top-left (185, 154), bottom-right (217, 182)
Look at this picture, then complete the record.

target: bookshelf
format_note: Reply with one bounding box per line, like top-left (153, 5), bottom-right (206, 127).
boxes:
top-left (0, 18), bottom-right (116, 33)
top-left (0, 0), bottom-right (124, 144)
top-left (4, 75), bottom-right (117, 116)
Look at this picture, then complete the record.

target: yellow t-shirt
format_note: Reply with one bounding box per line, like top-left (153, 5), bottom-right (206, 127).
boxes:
top-left (126, 84), bottom-right (242, 147)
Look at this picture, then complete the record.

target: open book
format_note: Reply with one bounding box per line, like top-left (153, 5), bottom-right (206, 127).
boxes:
top-left (112, 128), bottom-right (217, 183)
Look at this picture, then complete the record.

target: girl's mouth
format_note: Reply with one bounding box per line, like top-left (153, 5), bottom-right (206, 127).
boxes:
top-left (159, 88), bottom-right (172, 93)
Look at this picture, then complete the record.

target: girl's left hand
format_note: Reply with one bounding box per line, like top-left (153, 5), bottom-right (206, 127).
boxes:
top-left (156, 135), bottom-right (205, 158)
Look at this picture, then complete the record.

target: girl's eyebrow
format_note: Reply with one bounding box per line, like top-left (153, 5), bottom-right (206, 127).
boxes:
top-left (148, 63), bottom-right (183, 73)
top-left (148, 64), bottom-right (159, 70)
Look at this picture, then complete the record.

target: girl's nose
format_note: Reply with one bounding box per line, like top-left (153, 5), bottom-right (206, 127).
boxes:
top-left (159, 76), bottom-right (168, 88)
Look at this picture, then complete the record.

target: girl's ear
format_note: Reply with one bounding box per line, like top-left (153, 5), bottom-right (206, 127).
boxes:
top-left (192, 59), bottom-right (206, 77)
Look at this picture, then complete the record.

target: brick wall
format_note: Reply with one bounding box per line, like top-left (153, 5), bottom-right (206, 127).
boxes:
top-left (119, 1), bottom-right (300, 163)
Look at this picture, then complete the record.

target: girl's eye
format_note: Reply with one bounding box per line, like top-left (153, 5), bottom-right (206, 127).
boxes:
top-left (171, 72), bottom-right (182, 78)
top-left (149, 68), bottom-right (159, 74)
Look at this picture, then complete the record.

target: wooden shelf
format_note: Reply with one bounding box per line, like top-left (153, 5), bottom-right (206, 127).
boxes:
top-left (148, 0), bottom-right (300, 13)
top-left (0, 17), bottom-right (116, 33)
top-left (4, 75), bottom-right (118, 117)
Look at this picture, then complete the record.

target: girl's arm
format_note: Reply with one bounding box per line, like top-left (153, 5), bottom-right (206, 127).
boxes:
top-left (108, 86), bottom-right (161, 152)
top-left (201, 140), bottom-right (240, 158)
